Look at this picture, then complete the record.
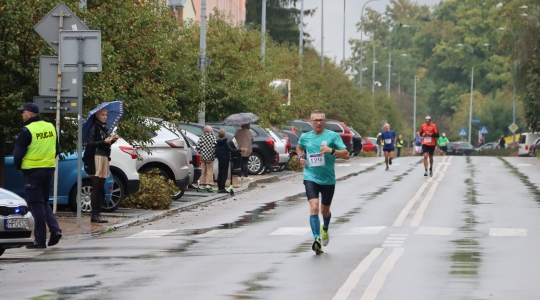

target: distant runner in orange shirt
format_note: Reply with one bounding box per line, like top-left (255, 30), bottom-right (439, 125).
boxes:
top-left (419, 116), bottom-right (439, 177)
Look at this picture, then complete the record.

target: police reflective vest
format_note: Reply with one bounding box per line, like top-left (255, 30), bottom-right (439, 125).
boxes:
top-left (396, 139), bottom-right (404, 148)
top-left (21, 121), bottom-right (56, 169)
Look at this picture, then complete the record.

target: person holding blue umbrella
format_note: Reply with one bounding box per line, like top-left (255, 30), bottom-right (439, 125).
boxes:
top-left (82, 101), bottom-right (124, 223)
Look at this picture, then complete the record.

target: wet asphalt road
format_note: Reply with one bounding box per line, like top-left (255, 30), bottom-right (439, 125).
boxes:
top-left (2, 155), bottom-right (540, 300)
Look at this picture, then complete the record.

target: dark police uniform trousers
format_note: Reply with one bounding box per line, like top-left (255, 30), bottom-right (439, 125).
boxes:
top-left (24, 168), bottom-right (61, 245)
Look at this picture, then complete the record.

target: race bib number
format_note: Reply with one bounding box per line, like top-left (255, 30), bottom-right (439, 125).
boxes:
top-left (308, 153), bottom-right (325, 167)
top-left (385, 138), bottom-right (392, 144)
top-left (424, 137), bottom-right (432, 143)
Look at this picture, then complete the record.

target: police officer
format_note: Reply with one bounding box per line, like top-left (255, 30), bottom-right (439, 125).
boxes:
top-left (396, 134), bottom-right (404, 157)
top-left (13, 103), bottom-right (62, 249)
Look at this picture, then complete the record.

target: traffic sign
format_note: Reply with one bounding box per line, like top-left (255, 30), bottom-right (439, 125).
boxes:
top-left (459, 128), bottom-right (467, 136)
top-left (480, 126), bottom-right (488, 135)
top-left (509, 123), bottom-right (519, 133)
top-left (59, 30), bottom-right (102, 73)
top-left (33, 96), bottom-right (78, 114)
top-left (39, 56), bottom-right (78, 97)
top-left (34, 2), bottom-right (88, 54)
top-left (472, 119), bottom-right (481, 123)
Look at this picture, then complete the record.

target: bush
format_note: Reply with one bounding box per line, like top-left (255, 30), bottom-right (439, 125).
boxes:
top-left (470, 149), bottom-right (517, 156)
top-left (122, 170), bottom-right (177, 210)
top-left (359, 151), bottom-right (376, 157)
top-left (286, 155), bottom-right (304, 172)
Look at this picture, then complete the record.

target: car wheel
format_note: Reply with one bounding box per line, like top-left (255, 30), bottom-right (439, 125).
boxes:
top-left (171, 189), bottom-right (185, 200)
top-left (101, 175), bottom-right (124, 212)
top-left (69, 180), bottom-right (93, 213)
top-left (248, 153), bottom-right (264, 175)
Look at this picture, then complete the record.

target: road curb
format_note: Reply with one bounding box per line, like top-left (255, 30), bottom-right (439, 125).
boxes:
top-left (101, 173), bottom-right (296, 234)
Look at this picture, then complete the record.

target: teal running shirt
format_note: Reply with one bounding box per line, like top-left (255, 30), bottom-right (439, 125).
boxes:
top-left (298, 129), bottom-right (347, 185)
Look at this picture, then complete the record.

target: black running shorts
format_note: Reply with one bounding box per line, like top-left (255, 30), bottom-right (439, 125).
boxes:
top-left (440, 146), bottom-right (448, 153)
top-left (422, 145), bottom-right (436, 155)
top-left (383, 148), bottom-right (395, 152)
top-left (304, 180), bottom-right (335, 206)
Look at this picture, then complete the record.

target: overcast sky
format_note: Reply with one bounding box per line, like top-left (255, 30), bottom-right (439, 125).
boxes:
top-left (295, 0), bottom-right (442, 64)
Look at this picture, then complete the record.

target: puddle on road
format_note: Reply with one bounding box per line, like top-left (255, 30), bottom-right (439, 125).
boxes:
top-left (230, 268), bottom-right (275, 299)
top-left (32, 281), bottom-right (102, 300)
top-left (445, 157), bottom-right (482, 296)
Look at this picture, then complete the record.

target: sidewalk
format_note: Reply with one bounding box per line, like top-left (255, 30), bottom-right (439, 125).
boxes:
top-left (55, 172), bottom-right (299, 237)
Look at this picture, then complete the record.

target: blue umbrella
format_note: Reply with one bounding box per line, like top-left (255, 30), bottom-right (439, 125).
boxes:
top-left (82, 101), bottom-right (125, 145)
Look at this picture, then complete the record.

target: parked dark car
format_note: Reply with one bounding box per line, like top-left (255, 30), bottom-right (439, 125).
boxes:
top-left (280, 130), bottom-right (299, 156)
top-left (290, 119), bottom-right (313, 137)
top-left (349, 128), bottom-right (363, 155)
top-left (447, 142), bottom-right (476, 156)
top-left (205, 123), bottom-right (278, 175)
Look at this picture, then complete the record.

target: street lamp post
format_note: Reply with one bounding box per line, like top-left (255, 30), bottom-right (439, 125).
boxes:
top-left (456, 43), bottom-right (475, 144)
top-left (261, 0), bottom-right (266, 66)
top-left (198, 0), bottom-right (207, 125)
top-left (342, 0), bottom-right (346, 68)
top-left (413, 75), bottom-right (417, 140)
top-left (372, 41), bottom-right (376, 101)
top-left (321, 0), bottom-right (324, 68)
top-left (359, 0), bottom-right (378, 87)
top-left (498, 27), bottom-right (518, 147)
top-left (387, 24), bottom-right (409, 98)
top-left (299, 0), bottom-right (304, 69)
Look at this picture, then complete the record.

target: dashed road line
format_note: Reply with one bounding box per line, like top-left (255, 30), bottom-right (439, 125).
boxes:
top-left (0, 250), bottom-right (44, 259)
top-left (126, 229), bottom-right (177, 238)
top-left (410, 173), bottom-right (445, 227)
top-left (360, 248), bottom-right (405, 300)
top-left (199, 228), bottom-right (246, 238)
top-left (343, 226), bottom-right (386, 235)
top-left (489, 228), bottom-right (527, 237)
top-left (269, 227), bottom-right (311, 235)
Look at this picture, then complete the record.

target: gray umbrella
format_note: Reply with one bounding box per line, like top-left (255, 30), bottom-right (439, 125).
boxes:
top-left (223, 112), bottom-right (260, 126)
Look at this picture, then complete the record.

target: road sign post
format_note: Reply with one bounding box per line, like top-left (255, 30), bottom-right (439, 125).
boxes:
top-left (34, 3), bottom-right (88, 216)
top-left (459, 128), bottom-right (467, 137)
top-left (480, 126), bottom-right (488, 135)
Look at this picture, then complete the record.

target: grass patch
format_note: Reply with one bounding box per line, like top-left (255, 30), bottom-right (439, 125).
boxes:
top-left (470, 148), bottom-right (517, 156)
top-left (359, 151), bottom-right (376, 157)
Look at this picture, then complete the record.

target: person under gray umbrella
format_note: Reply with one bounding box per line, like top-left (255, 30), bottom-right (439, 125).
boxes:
top-left (223, 112), bottom-right (259, 126)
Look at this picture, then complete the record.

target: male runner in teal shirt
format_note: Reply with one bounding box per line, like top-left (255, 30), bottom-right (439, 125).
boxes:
top-left (297, 110), bottom-right (349, 254)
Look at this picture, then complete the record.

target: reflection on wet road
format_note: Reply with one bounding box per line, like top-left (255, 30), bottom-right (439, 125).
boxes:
top-left (2, 156), bottom-right (540, 300)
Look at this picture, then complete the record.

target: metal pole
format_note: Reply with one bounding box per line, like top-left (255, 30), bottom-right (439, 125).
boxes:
top-left (321, 0), bottom-right (324, 68)
top-left (76, 37), bottom-right (84, 227)
top-left (468, 66), bottom-right (474, 144)
top-left (359, 0), bottom-right (378, 87)
top-left (198, 0), bottom-right (207, 125)
top-left (53, 10), bottom-right (66, 214)
top-left (398, 72), bottom-right (401, 100)
top-left (299, 0), bottom-right (304, 69)
top-left (387, 51), bottom-right (391, 98)
top-left (513, 60), bottom-right (517, 147)
top-left (342, 0), bottom-right (346, 68)
top-left (372, 41), bottom-right (376, 102)
top-left (261, 0), bottom-right (266, 66)
top-left (413, 76), bottom-right (417, 141)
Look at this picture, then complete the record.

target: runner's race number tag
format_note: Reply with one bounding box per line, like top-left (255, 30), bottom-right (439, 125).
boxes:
top-left (308, 153), bottom-right (325, 167)
top-left (424, 137), bottom-right (432, 143)
top-left (385, 138), bottom-right (392, 144)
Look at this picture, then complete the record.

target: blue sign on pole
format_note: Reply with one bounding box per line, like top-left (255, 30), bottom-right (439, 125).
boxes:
top-left (480, 126), bottom-right (488, 135)
top-left (471, 119), bottom-right (481, 123)
top-left (459, 128), bottom-right (467, 136)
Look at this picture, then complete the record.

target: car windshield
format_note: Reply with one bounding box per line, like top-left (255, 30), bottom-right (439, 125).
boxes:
top-left (458, 142), bottom-right (473, 148)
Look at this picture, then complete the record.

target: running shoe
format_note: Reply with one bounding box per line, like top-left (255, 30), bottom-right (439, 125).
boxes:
top-left (320, 225), bottom-right (329, 246)
top-left (385, 166), bottom-right (389, 171)
top-left (312, 238), bottom-right (324, 254)
top-left (429, 169), bottom-right (433, 177)
top-left (424, 170), bottom-right (428, 177)
top-left (389, 158), bottom-right (393, 165)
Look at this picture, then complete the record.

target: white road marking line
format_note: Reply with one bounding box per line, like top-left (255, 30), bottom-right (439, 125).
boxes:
top-left (491, 164), bottom-right (503, 165)
top-left (393, 181), bottom-right (429, 227)
top-left (410, 173), bottom-right (445, 227)
top-left (331, 248), bottom-right (384, 300)
top-left (343, 226), bottom-right (386, 235)
top-left (381, 244), bottom-right (402, 248)
top-left (126, 229), bottom-right (177, 238)
top-left (391, 164), bottom-right (400, 165)
top-left (199, 228), bottom-right (246, 238)
top-left (438, 163), bottom-right (451, 165)
top-left (381, 241), bottom-right (403, 244)
top-left (360, 164), bottom-right (374, 166)
top-left (489, 228), bottom-right (527, 237)
top-left (389, 233), bottom-right (408, 237)
top-left (337, 164), bottom-right (352, 167)
top-left (386, 237), bottom-right (406, 241)
top-left (1, 251), bottom-right (44, 259)
top-left (518, 164), bottom-right (532, 166)
top-left (269, 227), bottom-right (311, 235)
top-left (442, 162), bottom-right (450, 172)
top-left (361, 248), bottom-right (405, 300)
top-left (414, 227), bottom-right (456, 235)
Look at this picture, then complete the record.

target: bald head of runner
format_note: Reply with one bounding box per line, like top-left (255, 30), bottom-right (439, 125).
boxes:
top-left (425, 116), bottom-right (432, 123)
top-left (383, 123), bottom-right (390, 131)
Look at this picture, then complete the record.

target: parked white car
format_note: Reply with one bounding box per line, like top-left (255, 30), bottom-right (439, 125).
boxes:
top-left (266, 128), bottom-right (291, 171)
top-left (0, 188), bottom-right (35, 256)
top-left (134, 119), bottom-right (190, 199)
top-left (104, 137), bottom-right (141, 212)
top-left (182, 131), bottom-right (230, 183)
top-left (518, 132), bottom-right (540, 156)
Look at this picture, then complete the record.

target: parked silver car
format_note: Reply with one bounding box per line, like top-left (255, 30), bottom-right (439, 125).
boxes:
top-left (135, 119), bottom-right (190, 199)
top-left (0, 188), bottom-right (35, 256)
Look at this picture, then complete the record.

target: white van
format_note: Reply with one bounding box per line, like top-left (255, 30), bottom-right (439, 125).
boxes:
top-left (518, 132), bottom-right (540, 156)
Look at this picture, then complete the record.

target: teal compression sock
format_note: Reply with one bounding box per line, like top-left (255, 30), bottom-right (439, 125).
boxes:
top-left (323, 213), bottom-right (331, 230)
top-left (309, 215), bottom-right (321, 239)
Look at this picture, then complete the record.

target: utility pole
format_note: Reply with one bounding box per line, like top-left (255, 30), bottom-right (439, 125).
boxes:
top-left (387, 51), bottom-right (391, 98)
top-left (342, 0), bottom-right (346, 68)
top-left (261, 0), bottom-right (266, 66)
top-left (359, 0), bottom-right (378, 87)
top-left (413, 76), bottom-right (417, 141)
top-left (321, 0), bottom-right (324, 68)
top-left (372, 41), bottom-right (376, 102)
top-left (299, 0), bottom-right (304, 69)
top-left (198, 0), bottom-right (207, 125)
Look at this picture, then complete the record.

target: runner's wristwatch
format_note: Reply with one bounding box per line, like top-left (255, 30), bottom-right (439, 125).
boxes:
top-left (331, 148), bottom-right (336, 155)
